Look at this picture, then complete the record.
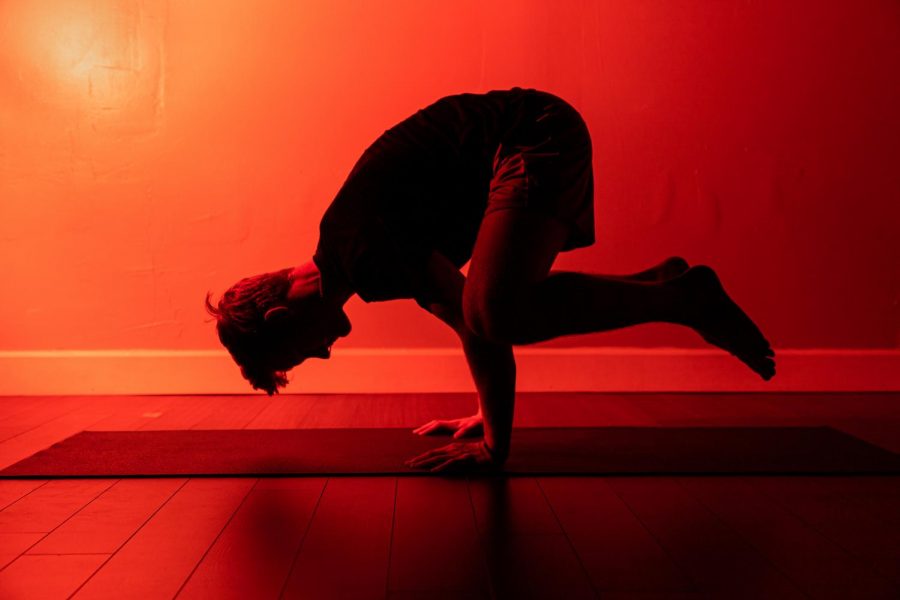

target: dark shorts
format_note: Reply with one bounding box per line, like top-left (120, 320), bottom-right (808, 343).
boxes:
top-left (486, 91), bottom-right (595, 251)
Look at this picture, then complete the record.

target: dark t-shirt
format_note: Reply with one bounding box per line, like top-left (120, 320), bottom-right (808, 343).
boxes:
top-left (313, 87), bottom-right (537, 303)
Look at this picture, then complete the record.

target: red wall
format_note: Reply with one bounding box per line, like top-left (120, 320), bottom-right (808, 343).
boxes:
top-left (1, 0), bottom-right (898, 356)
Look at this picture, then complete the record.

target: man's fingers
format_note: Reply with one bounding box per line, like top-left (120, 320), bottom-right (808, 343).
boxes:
top-left (406, 443), bottom-right (466, 470)
top-left (406, 449), bottom-right (441, 467)
top-left (413, 420), bottom-right (439, 435)
top-left (405, 444), bottom-right (453, 467)
top-left (413, 420), bottom-right (453, 436)
top-left (409, 453), bottom-right (446, 469)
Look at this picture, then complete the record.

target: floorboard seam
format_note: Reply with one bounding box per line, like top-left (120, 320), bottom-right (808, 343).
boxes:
top-left (0, 479), bottom-right (117, 575)
top-left (747, 477), bottom-right (900, 588)
top-left (465, 476), bottom-right (498, 600)
top-left (0, 479), bottom-right (50, 512)
top-left (535, 477), bottom-right (601, 599)
top-left (673, 477), bottom-right (813, 598)
top-left (383, 477), bottom-right (398, 600)
top-left (276, 477), bottom-right (329, 600)
top-left (64, 477), bottom-right (190, 600)
top-left (603, 478), bottom-right (701, 595)
top-left (0, 401), bottom-right (92, 445)
top-left (170, 477), bottom-right (260, 600)
top-left (240, 399), bottom-right (277, 431)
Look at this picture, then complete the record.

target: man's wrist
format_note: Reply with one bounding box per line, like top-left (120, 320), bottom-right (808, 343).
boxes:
top-left (481, 439), bottom-right (509, 463)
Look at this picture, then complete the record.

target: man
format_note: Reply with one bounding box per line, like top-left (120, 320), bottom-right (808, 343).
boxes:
top-left (206, 88), bottom-right (775, 472)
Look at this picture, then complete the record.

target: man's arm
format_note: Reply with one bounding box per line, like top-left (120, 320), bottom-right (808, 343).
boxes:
top-left (413, 251), bottom-right (516, 462)
top-left (457, 329), bottom-right (515, 461)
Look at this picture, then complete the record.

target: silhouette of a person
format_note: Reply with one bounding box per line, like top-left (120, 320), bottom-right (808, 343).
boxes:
top-left (206, 88), bottom-right (775, 472)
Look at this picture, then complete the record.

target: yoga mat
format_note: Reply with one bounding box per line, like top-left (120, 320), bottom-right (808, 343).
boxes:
top-left (2, 427), bottom-right (898, 477)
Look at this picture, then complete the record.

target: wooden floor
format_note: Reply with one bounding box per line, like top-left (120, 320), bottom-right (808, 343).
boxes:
top-left (0, 392), bottom-right (897, 599)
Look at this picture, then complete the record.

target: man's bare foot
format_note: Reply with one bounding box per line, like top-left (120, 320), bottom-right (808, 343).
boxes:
top-left (675, 265), bottom-right (776, 380)
top-left (631, 256), bottom-right (690, 282)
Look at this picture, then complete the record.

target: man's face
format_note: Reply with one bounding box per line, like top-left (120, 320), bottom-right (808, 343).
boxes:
top-left (264, 302), bottom-right (351, 372)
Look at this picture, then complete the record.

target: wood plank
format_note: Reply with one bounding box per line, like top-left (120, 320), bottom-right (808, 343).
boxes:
top-left (388, 478), bottom-right (489, 598)
top-left (0, 396), bottom-right (55, 420)
top-left (27, 478), bottom-right (186, 555)
top-left (0, 554), bottom-right (108, 599)
top-left (84, 395), bottom-right (181, 432)
top-left (282, 477), bottom-right (396, 600)
top-left (752, 476), bottom-right (900, 586)
top-left (606, 477), bottom-right (807, 598)
top-left (0, 533), bottom-right (43, 570)
top-left (0, 397), bottom-right (91, 439)
top-left (469, 477), bottom-right (595, 599)
top-left (0, 479), bottom-right (115, 534)
top-left (190, 395), bottom-right (271, 429)
top-left (136, 396), bottom-right (223, 431)
top-left (0, 398), bottom-right (101, 446)
top-left (680, 476), bottom-right (900, 598)
top-left (468, 477), bottom-right (560, 535)
top-left (300, 393), bottom-right (473, 429)
top-left (0, 480), bottom-right (47, 511)
top-left (177, 478), bottom-right (325, 600)
top-left (72, 478), bottom-right (255, 600)
top-left (483, 535), bottom-right (596, 600)
top-left (395, 393), bottom-right (480, 429)
top-left (244, 395), bottom-right (319, 429)
top-left (539, 477), bottom-right (692, 594)
top-left (806, 476), bottom-right (900, 527)
top-left (0, 399), bottom-right (119, 469)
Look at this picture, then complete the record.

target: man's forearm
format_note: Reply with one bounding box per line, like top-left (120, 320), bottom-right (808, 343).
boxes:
top-left (460, 331), bottom-right (515, 461)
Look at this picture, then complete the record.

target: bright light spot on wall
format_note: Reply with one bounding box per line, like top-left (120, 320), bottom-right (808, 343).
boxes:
top-left (46, 7), bottom-right (104, 80)
top-left (1, 0), bottom-right (164, 131)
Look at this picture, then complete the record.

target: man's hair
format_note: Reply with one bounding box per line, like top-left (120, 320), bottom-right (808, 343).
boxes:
top-left (205, 267), bottom-right (294, 395)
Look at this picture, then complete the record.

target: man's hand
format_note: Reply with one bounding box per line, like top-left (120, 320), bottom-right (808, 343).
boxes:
top-left (413, 413), bottom-right (483, 439)
top-left (405, 441), bottom-right (500, 473)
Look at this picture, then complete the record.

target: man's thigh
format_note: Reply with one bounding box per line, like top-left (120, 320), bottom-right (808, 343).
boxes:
top-left (463, 208), bottom-right (570, 334)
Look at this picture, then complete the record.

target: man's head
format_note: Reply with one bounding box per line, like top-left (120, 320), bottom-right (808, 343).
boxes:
top-left (205, 265), bottom-right (351, 395)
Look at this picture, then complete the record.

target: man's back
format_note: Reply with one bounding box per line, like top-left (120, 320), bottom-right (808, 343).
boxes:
top-left (314, 87), bottom-right (585, 303)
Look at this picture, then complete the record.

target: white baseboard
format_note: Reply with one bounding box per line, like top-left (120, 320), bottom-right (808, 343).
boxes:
top-left (0, 348), bottom-right (897, 395)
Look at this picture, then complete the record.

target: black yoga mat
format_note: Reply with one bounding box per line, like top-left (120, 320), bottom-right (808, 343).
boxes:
top-left (2, 427), bottom-right (898, 478)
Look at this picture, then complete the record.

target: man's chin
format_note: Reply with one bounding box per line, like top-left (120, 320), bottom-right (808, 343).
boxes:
top-left (311, 348), bottom-right (331, 360)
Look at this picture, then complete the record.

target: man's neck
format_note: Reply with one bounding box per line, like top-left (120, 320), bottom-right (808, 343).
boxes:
top-left (288, 260), bottom-right (352, 307)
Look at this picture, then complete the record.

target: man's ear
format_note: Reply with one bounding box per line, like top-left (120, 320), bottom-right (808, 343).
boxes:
top-left (263, 306), bottom-right (291, 323)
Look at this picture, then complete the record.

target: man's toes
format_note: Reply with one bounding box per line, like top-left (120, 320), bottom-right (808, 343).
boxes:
top-left (747, 354), bottom-right (776, 380)
top-left (661, 256), bottom-right (690, 279)
top-left (668, 256), bottom-right (690, 272)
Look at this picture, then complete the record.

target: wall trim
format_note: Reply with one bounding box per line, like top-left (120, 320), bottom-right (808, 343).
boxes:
top-left (0, 348), bottom-right (896, 395)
